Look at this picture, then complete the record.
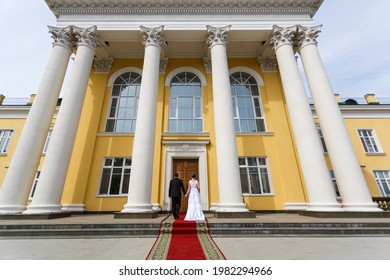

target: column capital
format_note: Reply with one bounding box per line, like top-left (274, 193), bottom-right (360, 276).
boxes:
top-left (257, 57), bottom-right (278, 72)
top-left (206, 25), bottom-right (231, 48)
top-left (73, 25), bottom-right (101, 49)
top-left (140, 25), bottom-right (166, 48)
top-left (48, 25), bottom-right (75, 51)
top-left (93, 57), bottom-right (113, 74)
top-left (297, 25), bottom-right (322, 50)
top-left (269, 25), bottom-right (297, 50)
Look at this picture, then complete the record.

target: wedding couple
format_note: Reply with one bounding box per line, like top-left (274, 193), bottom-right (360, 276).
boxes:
top-left (168, 173), bottom-right (205, 221)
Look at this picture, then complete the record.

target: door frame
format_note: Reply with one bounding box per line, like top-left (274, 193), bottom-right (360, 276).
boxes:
top-left (162, 140), bottom-right (209, 211)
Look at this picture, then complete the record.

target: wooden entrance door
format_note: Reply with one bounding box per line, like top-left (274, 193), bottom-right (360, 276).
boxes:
top-left (172, 159), bottom-right (198, 213)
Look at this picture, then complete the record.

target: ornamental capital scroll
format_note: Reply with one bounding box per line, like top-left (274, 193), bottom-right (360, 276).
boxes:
top-left (73, 25), bottom-right (101, 49)
top-left (140, 25), bottom-right (166, 48)
top-left (269, 25), bottom-right (297, 50)
top-left (296, 25), bottom-right (322, 50)
top-left (48, 25), bottom-right (75, 51)
top-left (206, 25), bottom-right (231, 48)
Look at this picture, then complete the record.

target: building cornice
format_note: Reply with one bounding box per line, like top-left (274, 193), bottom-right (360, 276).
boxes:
top-left (311, 105), bottom-right (390, 119)
top-left (45, 0), bottom-right (324, 18)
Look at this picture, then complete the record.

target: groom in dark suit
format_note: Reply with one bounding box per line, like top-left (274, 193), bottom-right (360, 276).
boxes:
top-left (169, 172), bottom-right (186, 219)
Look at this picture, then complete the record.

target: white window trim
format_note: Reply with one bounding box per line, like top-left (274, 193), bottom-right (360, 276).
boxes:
top-left (96, 157), bottom-right (132, 197)
top-left (42, 126), bottom-right (54, 155)
top-left (165, 67), bottom-right (207, 86)
top-left (0, 129), bottom-right (14, 155)
top-left (373, 170), bottom-right (390, 197)
top-left (357, 128), bottom-right (384, 154)
top-left (239, 156), bottom-right (274, 196)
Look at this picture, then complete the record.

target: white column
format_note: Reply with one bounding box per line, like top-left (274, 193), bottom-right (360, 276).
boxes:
top-left (24, 26), bottom-right (100, 214)
top-left (206, 25), bottom-right (249, 213)
top-left (270, 26), bottom-right (342, 211)
top-left (0, 26), bottom-right (73, 214)
top-left (297, 25), bottom-right (381, 212)
top-left (121, 26), bottom-right (165, 213)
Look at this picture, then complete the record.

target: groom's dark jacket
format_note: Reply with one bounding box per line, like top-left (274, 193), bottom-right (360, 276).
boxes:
top-left (169, 178), bottom-right (185, 198)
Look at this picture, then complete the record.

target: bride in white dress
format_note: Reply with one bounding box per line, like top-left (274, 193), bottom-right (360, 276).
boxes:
top-left (184, 174), bottom-right (205, 221)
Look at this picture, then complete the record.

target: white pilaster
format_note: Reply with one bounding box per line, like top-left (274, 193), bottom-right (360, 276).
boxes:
top-left (0, 26), bottom-right (74, 214)
top-left (270, 25), bottom-right (342, 211)
top-left (121, 26), bottom-right (165, 213)
top-left (297, 25), bottom-right (381, 212)
top-left (206, 25), bottom-right (249, 213)
top-left (24, 26), bottom-right (100, 214)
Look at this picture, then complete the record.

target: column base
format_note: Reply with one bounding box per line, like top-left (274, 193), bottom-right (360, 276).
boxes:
top-left (306, 202), bottom-right (344, 212)
top-left (284, 202), bottom-right (308, 211)
top-left (61, 204), bottom-right (86, 213)
top-left (151, 203), bottom-right (161, 212)
top-left (121, 203), bottom-right (156, 213)
top-left (0, 204), bottom-right (26, 214)
top-left (215, 202), bottom-right (250, 213)
top-left (23, 204), bottom-right (63, 214)
top-left (342, 202), bottom-right (383, 212)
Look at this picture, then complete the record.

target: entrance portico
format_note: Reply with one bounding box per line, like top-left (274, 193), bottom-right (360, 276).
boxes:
top-left (0, 0), bottom-right (383, 217)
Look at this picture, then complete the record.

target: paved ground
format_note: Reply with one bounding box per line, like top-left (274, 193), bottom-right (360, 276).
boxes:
top-left (1, 213), bottom-right (390, 260)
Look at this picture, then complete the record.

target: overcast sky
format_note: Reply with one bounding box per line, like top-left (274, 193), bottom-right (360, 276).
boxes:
top-left (0, 0), bottom-right (389, 100)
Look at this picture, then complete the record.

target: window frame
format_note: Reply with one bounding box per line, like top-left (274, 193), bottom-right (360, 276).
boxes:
top-left (230, 72), bottom-right (266, 133)
top-left (168, 72), bottom-right (203, 133)
top-left (29, 171), bottom-right (41, 200)
top-left (329, 170), bottom-right (341, 199)
top-left (0, 129), bottom-right (14, 154)
top-left (105, 72), bottom-right (142, 133)
top-left (357, 128), bottom-right (384, 154)
top-left (373, 170), bottom-right (390, 197)
top-left (239, 157), bottom-right (273, 196)
top-left (97, 157), bottom-right (132, 197)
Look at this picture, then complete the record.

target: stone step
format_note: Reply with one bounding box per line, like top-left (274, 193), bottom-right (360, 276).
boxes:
top-left (1, 222), bottom-right (390, 238)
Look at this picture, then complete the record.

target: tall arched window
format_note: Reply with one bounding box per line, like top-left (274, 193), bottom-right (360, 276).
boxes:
top-left (105, 72), bottom-right (141, 133)
top-left (230, 72), bottom-right (266, 132)
top-left (168, 72), bottom-right (203, 132)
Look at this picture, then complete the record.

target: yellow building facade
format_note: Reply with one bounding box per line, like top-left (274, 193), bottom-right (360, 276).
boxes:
top-left (0, 0), bottom-right (389, 216)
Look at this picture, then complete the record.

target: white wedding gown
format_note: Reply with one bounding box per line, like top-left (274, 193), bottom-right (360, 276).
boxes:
top-left (184, 180), bottom-right (205, 221)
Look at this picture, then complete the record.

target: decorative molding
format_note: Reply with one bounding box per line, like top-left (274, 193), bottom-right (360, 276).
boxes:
top-left (297, 25), bottom-right (322, 50)
top-left (159, 57), bottom-right (168, 73)
top-left (48, 25), bottom-right (75, 51)
top-left (93, 57), bottom-right (113, 73)
top-left (140, 25), bottom-right (166, 48)
top-left (73, 25), bottom-right (101, 49)
top-left (229, 66), bottom-right (264, 86)
top-left (206, 25), bottom-right (231, 48)
top-left (45, 0), bottom-right (324, 17)
top-left (107, 67), bottom-right (143, 86)
top-left (257, 57), bottom-right (278, 72)
top-left (269, 25), bottom-right (297, 50)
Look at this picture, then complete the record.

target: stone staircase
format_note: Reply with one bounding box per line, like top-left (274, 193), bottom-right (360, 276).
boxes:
top-left (1, 221), bottom-right (390, 238)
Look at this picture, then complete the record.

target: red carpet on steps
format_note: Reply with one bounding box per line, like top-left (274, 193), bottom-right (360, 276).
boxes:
top-left (146, 214), bottom-right (225, 260)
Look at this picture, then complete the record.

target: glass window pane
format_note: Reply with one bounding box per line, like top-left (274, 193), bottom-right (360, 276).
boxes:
top-left (256, 119), bottom-right (266, 132)
top-left (114, 158), bottom-right (124, 166)
top-left (260, 168), bottom-right (271, 193)
top-left (258, 158), bottom-right (266, 165)
top-left (194, 119), bottom-right (202, 132)
top-left (109, 174), bottom-right (121, 195)
top-left (122, 170), bottom-right (130, 194)
top-left (240, 168), bottom-right (250, 193)
top-left (105, 120), bottom-right (115, 132)
top-left (168, 120), bottom-right (177, 132)
top-left (104, 159), bottom-right (113, 166)
top-left (250, 85), bottom-right (259, 96)
top-left (98, 168), bottom-right (111, 195)
top-left (112, 86), bottom-right (121, 96)
top-left (125, 158), bottom-right (132, 166)
top-left (248, 158), bottom-right (257, 166)
top-left (239, 158), bottom-right (246, 166)
top-left (249, 170), bottom-right (261, 194)
top-left (194, 86), bottom-right (202, 97)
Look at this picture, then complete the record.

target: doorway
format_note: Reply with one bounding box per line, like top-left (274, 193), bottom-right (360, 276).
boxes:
top-left (172, 158), bottom-right (198, 213)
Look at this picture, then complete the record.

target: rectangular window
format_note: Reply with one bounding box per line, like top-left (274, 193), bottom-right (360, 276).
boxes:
top-left (98, 157), bottom-right (131, 196)
top-left (358, 129), bottom-right (383, 154)
top-left (43, 128), bottom-right (53, 154)
top-left (239, 157), bottom-right (272, 195)
top-left (0, 130), bottom-right (14, 154)
top-left (29, 171), bottom-right (40, 199)
top-left (329, 170), bottom-right (341, 198)
top-left (316, 124), bottom-right (327, 153)
top-left (373, 170), bottom-right (390, 197)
